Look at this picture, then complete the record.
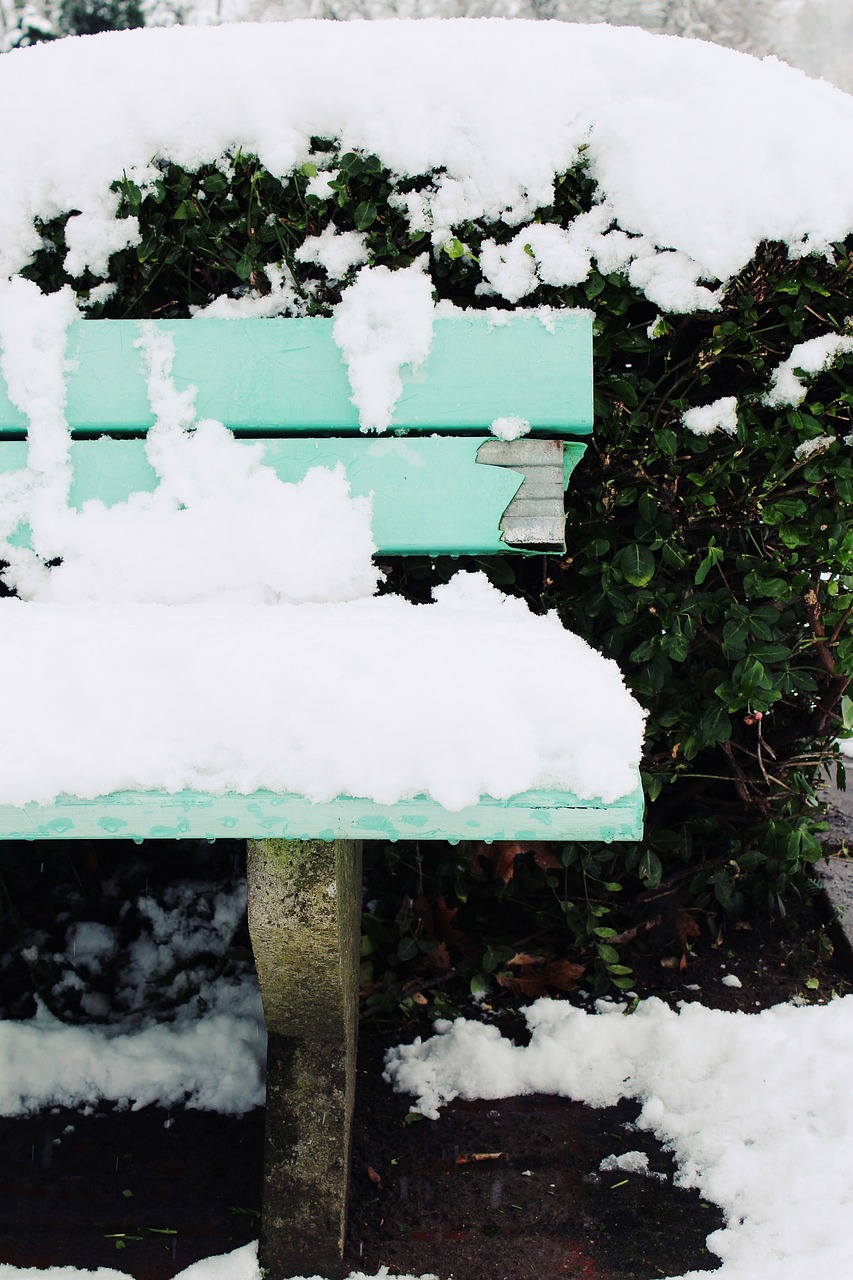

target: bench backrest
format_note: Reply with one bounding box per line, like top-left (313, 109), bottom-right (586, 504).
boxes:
top-left (0, 312), bottom-right (593, 555)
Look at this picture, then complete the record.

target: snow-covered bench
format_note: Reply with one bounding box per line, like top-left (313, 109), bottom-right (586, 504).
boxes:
top-left (0, 311), bottom-right (644, 1277)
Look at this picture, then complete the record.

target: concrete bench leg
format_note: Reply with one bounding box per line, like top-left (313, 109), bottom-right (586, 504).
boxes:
top-left (246, 838), bottom-right (362, 1279)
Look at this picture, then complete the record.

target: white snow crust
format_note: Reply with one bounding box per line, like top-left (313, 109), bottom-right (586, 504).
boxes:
top-left (0, 574), bottom-right (644, 808)
top-left (2, 20), bottom-right (853, 306)
top-left (385, 995), bottom-right (853, 1280)
top-left (332, 261), bottom-right (435, 431)
top-left (0, 1003), bottom-right (264, 1115)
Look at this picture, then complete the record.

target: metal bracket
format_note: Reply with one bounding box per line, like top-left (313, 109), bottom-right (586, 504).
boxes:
top-left (476, 438), bottom-right (567, 550)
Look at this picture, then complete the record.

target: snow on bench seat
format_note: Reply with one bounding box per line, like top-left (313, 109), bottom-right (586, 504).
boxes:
top-left (0, 576), bottom-right (645, 843)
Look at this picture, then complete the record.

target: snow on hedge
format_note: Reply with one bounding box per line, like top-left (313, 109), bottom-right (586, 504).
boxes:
top-left (3, 20), bottom-right (853, 302)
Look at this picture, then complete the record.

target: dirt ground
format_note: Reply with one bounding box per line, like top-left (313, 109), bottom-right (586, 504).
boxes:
top-left (0, 820), bottom-right (850, 1280)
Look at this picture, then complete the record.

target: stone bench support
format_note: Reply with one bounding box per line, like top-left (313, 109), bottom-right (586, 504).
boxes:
top-left (246, 837), bottom-right (362, 1279)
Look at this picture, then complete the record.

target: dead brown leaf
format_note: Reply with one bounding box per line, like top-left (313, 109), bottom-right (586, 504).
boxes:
top-left (470, 841), bottom-right (559, 884)
top-left (495, 956), bottom-right (585, 998)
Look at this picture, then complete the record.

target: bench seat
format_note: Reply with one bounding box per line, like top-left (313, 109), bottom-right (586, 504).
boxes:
top-left (0, 780), bottom-right (644, 844)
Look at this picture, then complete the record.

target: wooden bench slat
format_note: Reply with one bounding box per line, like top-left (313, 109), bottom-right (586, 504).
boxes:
top-left (1, 437), bottom-right (588, 554)
top-left (0, 777), bottom-right (644, 843)
top-left (0, 313), bottom-right (593, 438)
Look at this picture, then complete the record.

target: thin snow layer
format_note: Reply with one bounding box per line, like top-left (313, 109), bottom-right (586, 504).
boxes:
top-left (1, 879), bottom-right (265, 1116)
top-left (0, 1243), bottom-right (434, 1280)
top-left (0, 574), bottom-right (645, 808)
top-left (385, 996), bottom-right (853, 1280)
top-left (0, 1002), bottom-right (265, 1115)
top-left (3, 22), bottom-right (853, 307)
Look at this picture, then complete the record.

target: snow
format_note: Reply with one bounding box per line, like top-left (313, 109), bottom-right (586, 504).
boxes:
top-left (0, 574), bottom-right (645, 809)
top-left (599, 1149), bottom-right (664, 1180)
top-left (2, 876), bottom-right (264, 1116)
top-left (0, 1003), bottom-right (264, 1115)
top-left (682, 395), bottom-right (739, 437)
top-left (332, 261), bottom-right (435, 431)
top-left (385, 995), bottom-right (853, 1279)
top-left (763, 331), bottom-right (853, 408)
top-left (2, 21), bottom-right (853, 306)
top-left (792, 434), bottom-right (836, 461)
top-left (489, 415), bottom-right (531, 441)
top-left (295, 224), bottom-right (371, 281)
top-left (0, 1242), bottom-right (433, 1280)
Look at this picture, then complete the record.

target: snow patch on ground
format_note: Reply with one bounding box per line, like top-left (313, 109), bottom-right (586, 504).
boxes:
top-left (385, 996), bottom-right (853, 1279)
top-left (0, 1242), bottom-right (433, 1280)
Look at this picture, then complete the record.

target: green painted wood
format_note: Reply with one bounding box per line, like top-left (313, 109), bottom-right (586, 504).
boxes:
top-left (0, 777), bottom-right (643, 844)
top-left (0, 437), bottom-right (587, 555)
top-left (0, 313), bottom-right (593, 438)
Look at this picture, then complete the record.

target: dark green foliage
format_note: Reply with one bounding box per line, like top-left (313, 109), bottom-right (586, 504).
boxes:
top-left (3, 0), bottom-right (143, 50)
top-left (60, 0), bottom-right (144, 37)
top-left (20, 146), bottom-right (852, 991)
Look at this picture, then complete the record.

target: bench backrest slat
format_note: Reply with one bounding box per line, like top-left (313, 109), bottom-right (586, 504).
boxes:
top-left (0, 313), bottom-right (593, 438)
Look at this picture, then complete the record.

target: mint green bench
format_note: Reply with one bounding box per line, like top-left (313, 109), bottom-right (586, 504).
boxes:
top-left (0, 310), bottom-right (643, 1278)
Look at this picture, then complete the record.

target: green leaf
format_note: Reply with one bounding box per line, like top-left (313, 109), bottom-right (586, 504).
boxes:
top-left (299, 162), bottom-right (318, 178)
top-left (397, 937), bottom-right (418, 962)
top-left (743, 571), bottom-right (789, 599)
top-left (639, 849), bottom-right (663, 887)
top-left (619, 544), bottom-right (655, 587)
top-left (482, 945), bottom-right (515, 974)
top-left (642, 771), bottom-right (664, 802)
top-left (698, 705), bottom-right (732, 745)
top-left (597, 943), bottom-right (620, 964)
top-left (353, 200), bottom-right (378, 230)
top-left (694, 540), bottom-right (723, 586)
top-left (609, 377), bottom-right (638, 408)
